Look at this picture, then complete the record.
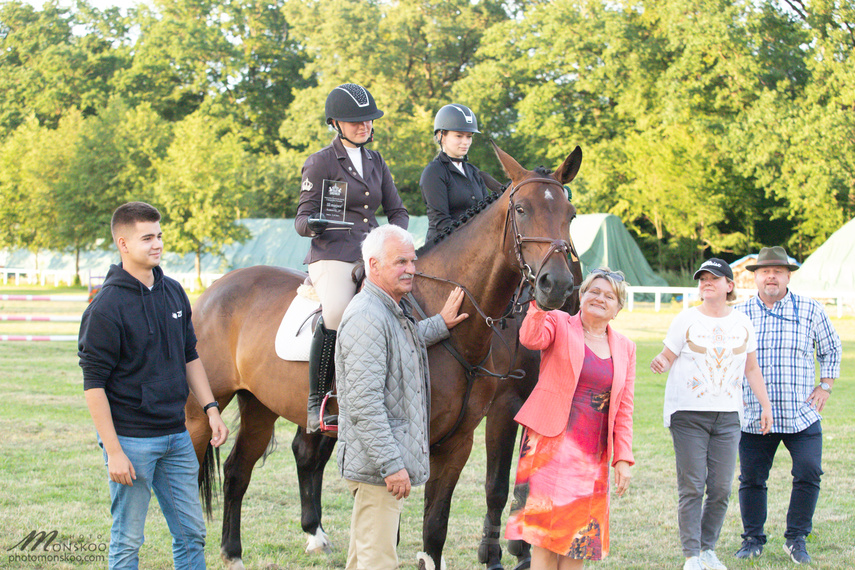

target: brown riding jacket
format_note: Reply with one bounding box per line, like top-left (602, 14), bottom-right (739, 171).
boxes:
top-left (295, 136), bottom-right (409, 264)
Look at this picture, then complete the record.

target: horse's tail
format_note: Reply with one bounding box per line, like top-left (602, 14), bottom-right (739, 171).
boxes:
top-left (199, 442), bottom-right (221, 520)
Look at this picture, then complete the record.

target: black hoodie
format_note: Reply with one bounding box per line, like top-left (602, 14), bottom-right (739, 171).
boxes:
top-left (78, 263), bottom-right (198, 437)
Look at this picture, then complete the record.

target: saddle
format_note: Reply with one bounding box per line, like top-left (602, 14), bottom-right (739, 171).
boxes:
top-left (273, 261), bottom-right (364, 360)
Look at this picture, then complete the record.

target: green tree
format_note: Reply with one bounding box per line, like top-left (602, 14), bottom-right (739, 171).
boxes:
top-left (729, 0), bottom-right (855, 257)
top-left (115, 0), bottom-right (307, 154)
top-left (0, 0), bottom-right (130, 137)
top-left (461, 0), bottom-right (843, 268)
top-left (52, 97), bottom-right (173, 283)
top-left (0, 112), bottom-right (82, 268)
top-left (279, 0), bottom-right (508, 213)
top-left (154, 112), bottom-right (252, 288)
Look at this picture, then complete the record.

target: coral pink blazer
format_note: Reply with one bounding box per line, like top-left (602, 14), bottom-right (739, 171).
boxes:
top-left (515, 303), bottom-right (636, 466)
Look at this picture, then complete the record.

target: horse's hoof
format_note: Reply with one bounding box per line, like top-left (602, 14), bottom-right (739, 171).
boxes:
top-left (416, 552), bottom-right (447, 570)
top-left (512, 557), bottom-right (531, 570)
top-left (220, 552), bottom-right (246, 570)
top-left (305, 527), bottom-right (333, 554)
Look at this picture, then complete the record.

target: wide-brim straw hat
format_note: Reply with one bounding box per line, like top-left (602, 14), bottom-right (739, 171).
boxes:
top-left (745, 246), bottom-right (800, 272)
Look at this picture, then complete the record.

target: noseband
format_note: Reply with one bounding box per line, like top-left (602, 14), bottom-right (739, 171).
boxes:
top-left (503, 177), bottom-right (580, 285)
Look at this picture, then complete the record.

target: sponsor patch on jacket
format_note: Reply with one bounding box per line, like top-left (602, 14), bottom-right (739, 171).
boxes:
top-left (172, 310), bottom-right (183, 319)
top-left (301, 178), bottom-right (313, 192)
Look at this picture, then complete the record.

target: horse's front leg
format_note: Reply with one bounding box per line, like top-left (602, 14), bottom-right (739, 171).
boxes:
top-left (418, 432), bottom-right (476, 570)
top-left (291, 426), bottom-right (336, 554)
top-left (220, 393), bottom-right (279, 570)
top-left (480, 400), bottom-right (526, 570)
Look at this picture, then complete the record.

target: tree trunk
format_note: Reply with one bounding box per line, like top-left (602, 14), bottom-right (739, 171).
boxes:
top-left (195, 249), bottom-right (203, 291)
top-left (74, 247), bottom-right (82, 286)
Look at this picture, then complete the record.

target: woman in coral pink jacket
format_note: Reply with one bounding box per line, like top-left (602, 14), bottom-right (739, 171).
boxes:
top-left (506, 268), bottom-right (636, 570)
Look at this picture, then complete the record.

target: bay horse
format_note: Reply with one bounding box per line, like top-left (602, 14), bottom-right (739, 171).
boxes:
top-left (186, 142), bottom-right (583, 570)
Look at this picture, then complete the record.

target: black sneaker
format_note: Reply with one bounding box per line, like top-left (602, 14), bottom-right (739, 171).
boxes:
top-left (735, 537), bottom-right (764, 559)
top-left (784, 538), bottom-right (811, 564)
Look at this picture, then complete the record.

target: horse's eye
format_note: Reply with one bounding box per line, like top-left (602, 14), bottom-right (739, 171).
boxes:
top-left (515, 205), bottom-right (525, 215)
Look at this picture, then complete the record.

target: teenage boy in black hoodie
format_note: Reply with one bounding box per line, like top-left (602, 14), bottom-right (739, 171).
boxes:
top-left (78, 202), bottom-right (228, 569)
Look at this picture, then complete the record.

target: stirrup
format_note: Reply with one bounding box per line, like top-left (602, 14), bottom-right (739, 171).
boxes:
top-left (319, 392), bottom-right (338, 434)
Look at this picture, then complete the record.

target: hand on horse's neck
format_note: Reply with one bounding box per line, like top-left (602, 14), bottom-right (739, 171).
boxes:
top-left (414, 204), bottom-right (519, 362)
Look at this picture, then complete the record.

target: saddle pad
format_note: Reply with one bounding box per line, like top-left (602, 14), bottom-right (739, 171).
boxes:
top-left (275, 292), bottom-right (320, 361)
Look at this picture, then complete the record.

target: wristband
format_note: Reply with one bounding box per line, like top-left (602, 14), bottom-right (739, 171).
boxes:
top-left (203, 401), bottom-right (220, 413)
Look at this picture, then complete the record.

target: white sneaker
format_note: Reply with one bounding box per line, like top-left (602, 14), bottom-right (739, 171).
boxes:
top-left (700, 549), bottom-right (727, 570)
top-left (683, 556), bottom-right (704, 570)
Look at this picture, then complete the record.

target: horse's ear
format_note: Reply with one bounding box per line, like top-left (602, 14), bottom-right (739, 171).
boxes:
top-left (554, 146), bottom-right (583, 184)
top-left (490, 140), bottom-right (529, 182)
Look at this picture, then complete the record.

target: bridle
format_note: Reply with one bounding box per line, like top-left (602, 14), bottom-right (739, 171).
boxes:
top-left (503, 176), bottom-right (580, 285)
top-left (411, 176), bottom-right (582, 449)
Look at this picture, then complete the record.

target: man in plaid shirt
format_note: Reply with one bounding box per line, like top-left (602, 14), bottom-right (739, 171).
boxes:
top-left (733, 246), bottom-right (841, 565)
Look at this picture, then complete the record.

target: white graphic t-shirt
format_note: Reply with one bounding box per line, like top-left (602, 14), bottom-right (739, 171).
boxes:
top-left (662, 307), bottom-right (757, 427)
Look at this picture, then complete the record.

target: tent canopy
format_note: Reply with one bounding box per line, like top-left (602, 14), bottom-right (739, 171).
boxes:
top-left (569, 213), bottom-right (667, 288)
top-left (790, 216), bottom-right (855, 292)
top-left (4, 214), bottom-right (667, 287)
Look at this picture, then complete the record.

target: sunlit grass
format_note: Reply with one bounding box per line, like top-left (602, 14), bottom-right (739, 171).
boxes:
top-left (1, 296), bottom-right (853, 569)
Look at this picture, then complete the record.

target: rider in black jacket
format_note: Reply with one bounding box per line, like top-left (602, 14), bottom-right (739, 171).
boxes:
top-left (420, 104), bottom-right (491, 243)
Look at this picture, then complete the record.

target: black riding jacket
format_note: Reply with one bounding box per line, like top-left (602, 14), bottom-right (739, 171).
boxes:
top-left (420, 152), bottom-right (490, 243)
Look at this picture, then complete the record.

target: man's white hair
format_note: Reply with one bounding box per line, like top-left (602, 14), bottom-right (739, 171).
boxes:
top-left (362, 224), bottom-right (414, 265)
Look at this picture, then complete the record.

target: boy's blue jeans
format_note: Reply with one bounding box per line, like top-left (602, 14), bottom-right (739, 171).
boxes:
top-left (100, 430), bottom-right (206, 569)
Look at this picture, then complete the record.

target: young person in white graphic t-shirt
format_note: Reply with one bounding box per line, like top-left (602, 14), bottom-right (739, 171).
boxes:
top-left (650, 258), bottom-right (772, 570)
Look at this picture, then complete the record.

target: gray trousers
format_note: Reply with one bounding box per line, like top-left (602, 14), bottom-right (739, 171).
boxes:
top-left (670, 411), bottom-right (741, 557)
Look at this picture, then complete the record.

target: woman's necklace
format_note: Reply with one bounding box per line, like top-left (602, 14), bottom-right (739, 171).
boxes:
top-left (583, 327), bottom-right (608, 339)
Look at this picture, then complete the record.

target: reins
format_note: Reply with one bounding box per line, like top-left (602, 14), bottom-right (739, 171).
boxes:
top-left (405, 285), bottom-right (525, 452)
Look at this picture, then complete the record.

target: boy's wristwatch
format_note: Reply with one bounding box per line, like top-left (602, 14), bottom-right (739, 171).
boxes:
top-left (203, 401), bottom-right (220, 412)
top-left (819, 382), bottom-right (832, 394)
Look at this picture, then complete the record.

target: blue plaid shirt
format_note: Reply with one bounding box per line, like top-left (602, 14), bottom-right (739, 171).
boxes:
top-left (736, 291), bottom-right (841, 434)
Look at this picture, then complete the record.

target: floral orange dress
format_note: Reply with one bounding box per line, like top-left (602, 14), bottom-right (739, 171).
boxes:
top-left (506, 345), bottom-right (613, 559)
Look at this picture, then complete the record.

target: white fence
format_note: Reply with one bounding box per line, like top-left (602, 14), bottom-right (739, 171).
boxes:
top-left (625, 286), bottom-right (854, 318)
top-left (1, 268), bottom-right (225, 290)
top-left (1, 268), bottom-right (77, 287)
top-left (3, 277), bottom-right (853, 343)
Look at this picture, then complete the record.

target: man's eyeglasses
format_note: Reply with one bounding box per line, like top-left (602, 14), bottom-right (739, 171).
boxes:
top-left (590, 268), bottom-right (625, 283)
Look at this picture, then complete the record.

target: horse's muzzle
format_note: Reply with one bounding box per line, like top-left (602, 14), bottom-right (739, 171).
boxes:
top-left (534, 265), bottom-right (574, 310)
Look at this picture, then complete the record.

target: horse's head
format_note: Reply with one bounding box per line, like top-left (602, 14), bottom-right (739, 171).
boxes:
top-left (493, 141), bottom-right (583, 310)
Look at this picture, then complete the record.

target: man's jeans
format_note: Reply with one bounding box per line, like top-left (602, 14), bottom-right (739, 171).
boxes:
top-left (100, 431), bottom-right (206, 569)
top-left (738, 421), bottom-right (823, 542)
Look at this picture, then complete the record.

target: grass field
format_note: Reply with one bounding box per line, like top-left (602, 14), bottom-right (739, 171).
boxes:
top-left (1, 285), bottom-right (853, 569)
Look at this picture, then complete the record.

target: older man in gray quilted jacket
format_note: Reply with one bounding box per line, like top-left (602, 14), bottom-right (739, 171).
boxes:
top-left (336, 224), bottom-right (468, 570)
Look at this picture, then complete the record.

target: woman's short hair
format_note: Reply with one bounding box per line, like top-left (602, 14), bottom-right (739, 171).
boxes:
top-left (579, 267), bottom-right (629, 308)
top-left (362, 224), bottom-right (414, 266)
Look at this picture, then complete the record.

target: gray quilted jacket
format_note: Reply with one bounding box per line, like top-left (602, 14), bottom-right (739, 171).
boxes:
top-left (335, 279), bottom-right (449, 486)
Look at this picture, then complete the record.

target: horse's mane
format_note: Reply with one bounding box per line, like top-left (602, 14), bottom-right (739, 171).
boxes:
top-left (416, 191), bottom-right (503, 253)
top-left (416, 165), bottom-right (558, 254)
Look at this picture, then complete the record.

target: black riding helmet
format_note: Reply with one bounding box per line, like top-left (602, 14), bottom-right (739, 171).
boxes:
top-left (325, 83), bottom-right (384, 147)
top-left (433, 104), bottom-right (480, 134)
top-left (434, 103), bottom-right (479, 162)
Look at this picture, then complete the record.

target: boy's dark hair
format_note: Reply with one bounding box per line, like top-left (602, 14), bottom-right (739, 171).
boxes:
top-left (111, 202), bottom-right (161, 241)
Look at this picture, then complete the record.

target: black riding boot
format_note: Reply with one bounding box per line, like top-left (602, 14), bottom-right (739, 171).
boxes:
top-left (307, 318), bottom-right (338, 433)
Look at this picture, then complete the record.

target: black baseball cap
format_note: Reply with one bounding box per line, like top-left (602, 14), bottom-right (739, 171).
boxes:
top-left (693, 258), bottom-right (733, 280)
